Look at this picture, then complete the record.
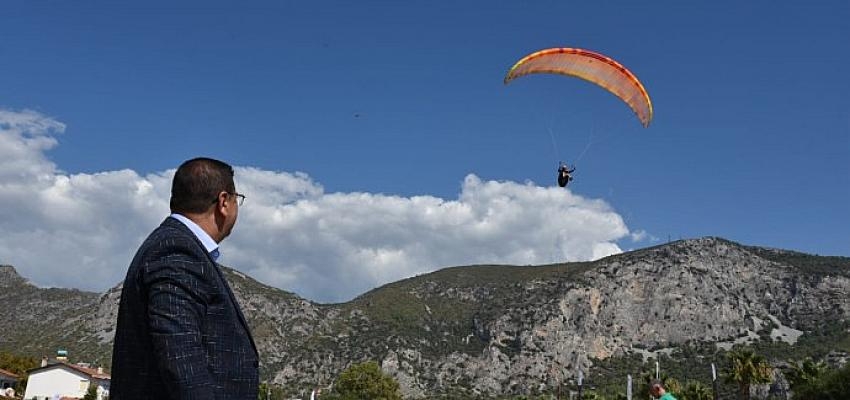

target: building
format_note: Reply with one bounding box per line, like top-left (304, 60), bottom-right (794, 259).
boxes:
top-left (0, 368), bottom-right (18, 394)
top-left (23, 361), bottom-right (110, 400)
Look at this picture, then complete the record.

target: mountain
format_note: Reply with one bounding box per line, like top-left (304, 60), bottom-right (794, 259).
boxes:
top-left (1, 237), bottom-right (849, 398)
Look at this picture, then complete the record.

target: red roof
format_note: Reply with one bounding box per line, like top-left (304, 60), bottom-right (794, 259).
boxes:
top-left (64, 363), bottom-right (110, 380)
top-left (27, 362), bottom-right (110, 380)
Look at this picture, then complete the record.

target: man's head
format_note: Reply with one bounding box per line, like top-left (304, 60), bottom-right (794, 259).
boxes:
top-left (649, 380), bottom-right (666, 398)
top-left (170, 157), bottom-right (241, 242)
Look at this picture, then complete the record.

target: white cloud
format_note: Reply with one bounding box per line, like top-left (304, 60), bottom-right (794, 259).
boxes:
top-left (0, 109), bottom-right (64, 181)
top-left (629, 229), bottom-right (648, 242)
top-left (0, 109), bottom-right (636, 303)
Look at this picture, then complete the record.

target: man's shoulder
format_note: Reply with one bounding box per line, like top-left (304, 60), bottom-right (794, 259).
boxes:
top-left (131, 219), bottom-right (214, 278)
top-left (137, 218), bottom-right (202, 254)
top-left (146, 217), bottom-right (192, 240)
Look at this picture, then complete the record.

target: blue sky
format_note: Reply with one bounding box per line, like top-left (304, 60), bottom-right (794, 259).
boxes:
top-left (1, 1), bottom-right (848, 301)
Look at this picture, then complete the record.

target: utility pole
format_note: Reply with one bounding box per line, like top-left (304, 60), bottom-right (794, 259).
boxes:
top-left (712, 363), bottom-right (719, 400)
top-left (627, 374), bottom-right (632, 400)
top-left (577, 369), bottom-right (584, 400)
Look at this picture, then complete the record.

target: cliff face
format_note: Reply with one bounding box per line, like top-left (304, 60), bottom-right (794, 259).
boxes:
top-left (2, 238), bottom-right (849, 398)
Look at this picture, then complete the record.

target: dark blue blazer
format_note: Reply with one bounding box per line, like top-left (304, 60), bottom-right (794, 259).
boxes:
top-left (111, 217), bottom-right (259, 400)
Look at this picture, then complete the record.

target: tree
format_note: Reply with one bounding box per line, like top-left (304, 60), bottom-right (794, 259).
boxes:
top-left (664, 377), bottom-right (682, 396)
top-left (325, 361), bottom-right (402, 400)
top-left (82, 384), bottom-right (98, 400)
top-left (580, 390), bottom-right (603, 400)
top-left (790, 362), bottom-right (850, 400)
top-left (724, 348), bottom-right (773, 400)
top-left (785, 358), bottom-right (827, 391)
top-left (0, 351), bottom-right (39, 395)
top-left (258, 381), bottom-right (286, 400)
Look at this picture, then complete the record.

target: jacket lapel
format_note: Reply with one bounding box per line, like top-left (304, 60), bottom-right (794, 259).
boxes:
top-left (213, 264), bottom-right (259, 356)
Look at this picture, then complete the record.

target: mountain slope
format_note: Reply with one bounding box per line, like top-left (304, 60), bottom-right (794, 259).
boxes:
top-left (1, 237), bottom-right (849, 398)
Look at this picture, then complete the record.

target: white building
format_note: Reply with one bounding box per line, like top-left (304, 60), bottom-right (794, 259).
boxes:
top-left (23, 362), bottom-right (110, 400)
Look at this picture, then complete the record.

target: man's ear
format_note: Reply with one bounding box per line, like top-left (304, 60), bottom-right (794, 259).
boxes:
top-left (214, 191), bottom-right (229, 213)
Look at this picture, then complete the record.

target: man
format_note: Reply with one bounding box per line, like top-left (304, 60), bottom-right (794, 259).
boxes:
top-left (557, 162), bottom-right (575, 187)
top-left (111, 157), bottom-right (258, 399)
top-left (649, 380), bottom-right (678, 400)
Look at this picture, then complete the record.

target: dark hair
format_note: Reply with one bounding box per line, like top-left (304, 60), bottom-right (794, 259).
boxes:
top-left (170, 157), bottom-right (235, 214)
top-left (650, 379), bottom-right (665, 389)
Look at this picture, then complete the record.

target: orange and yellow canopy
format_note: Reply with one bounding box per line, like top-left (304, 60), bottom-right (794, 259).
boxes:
top-left (504, 48), bottom-right (653, 128)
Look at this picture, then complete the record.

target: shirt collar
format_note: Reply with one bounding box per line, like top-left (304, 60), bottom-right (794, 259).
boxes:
top-left (169, 213), bottom-right (220, 261)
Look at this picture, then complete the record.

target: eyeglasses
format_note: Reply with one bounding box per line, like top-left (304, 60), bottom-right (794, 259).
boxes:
top-left (230, 192), bottom-right (246, 206)
top-left (212, 192), bottom-right (246, 206)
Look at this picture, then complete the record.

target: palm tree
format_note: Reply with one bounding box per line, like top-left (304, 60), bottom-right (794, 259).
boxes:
top-left (679, 381), bottom-right (712, 400)
top-left (664, 377), bottom-right (682, 396)
top-left (724, 348), bottom-right (773, 400)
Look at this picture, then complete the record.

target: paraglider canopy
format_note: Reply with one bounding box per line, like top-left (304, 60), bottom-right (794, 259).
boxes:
top-left (504, 47), bottom-right (653, 128)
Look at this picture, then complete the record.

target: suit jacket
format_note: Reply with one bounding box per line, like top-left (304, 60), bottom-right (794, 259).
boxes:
top-left (111, 217), bottom-right (259, 400)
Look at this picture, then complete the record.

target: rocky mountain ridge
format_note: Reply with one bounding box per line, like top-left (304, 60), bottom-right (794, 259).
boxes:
top-left (1, 237), bottom-right (849, 398)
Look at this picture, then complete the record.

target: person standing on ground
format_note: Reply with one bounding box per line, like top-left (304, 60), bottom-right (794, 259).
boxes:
top-left (649, 379), bottom-right (678, 400)
top-left (111, 157), bottom-right (258, 400)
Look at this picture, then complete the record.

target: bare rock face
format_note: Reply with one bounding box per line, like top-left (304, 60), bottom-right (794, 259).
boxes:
top-left (1, 238), bottom-right (848, 398)
top-left (0, 265), bottom-right (27, 287)
top-left (91, 284), bottom-right (122, 345)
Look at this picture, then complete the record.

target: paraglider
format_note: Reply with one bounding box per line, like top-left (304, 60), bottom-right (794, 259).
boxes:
top-left (504, 47), bottom-right (653, 127)
top-left (504, 47), bottom-right (653, 187)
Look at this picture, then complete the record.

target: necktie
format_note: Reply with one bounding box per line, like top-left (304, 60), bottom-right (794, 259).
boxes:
top-left (210, 248), bottom-right (220, 261)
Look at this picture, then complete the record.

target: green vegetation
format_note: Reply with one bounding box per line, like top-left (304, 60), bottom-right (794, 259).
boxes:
top-left (307, 260), bottom-right (600, 369)
top-left (790, 362), bottom-right (850, 400)
top-left (749, 321), bottom-right (850, 362)
top-left (724, 348), bottom-right (772, 400)
top-left (785, 358), bottom-right (827, 391)
top-left (679, 381), bottom-right (713, 400)
top-left (589, 342), bottom-right (727, 399)
top-left (83, 384), bottom-right (98, 400)
top-left (0, 351), bottom-right (38, 395)
top-left (324, 361), bottom-right (403, 400)
top-left (584, 318), bottom-right (850, 399)
top-left (745, 245), bottom-right (850, 277)
top-left (258, 381), bottom-right (288, 400)
top-left (0, 280), bottom-right (112, 369)
top-left (407, 350), bottom-right (843, 399)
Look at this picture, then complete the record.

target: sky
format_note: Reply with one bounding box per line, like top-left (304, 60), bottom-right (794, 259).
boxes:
top-left (1, 1), bottom-right (848, 303)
